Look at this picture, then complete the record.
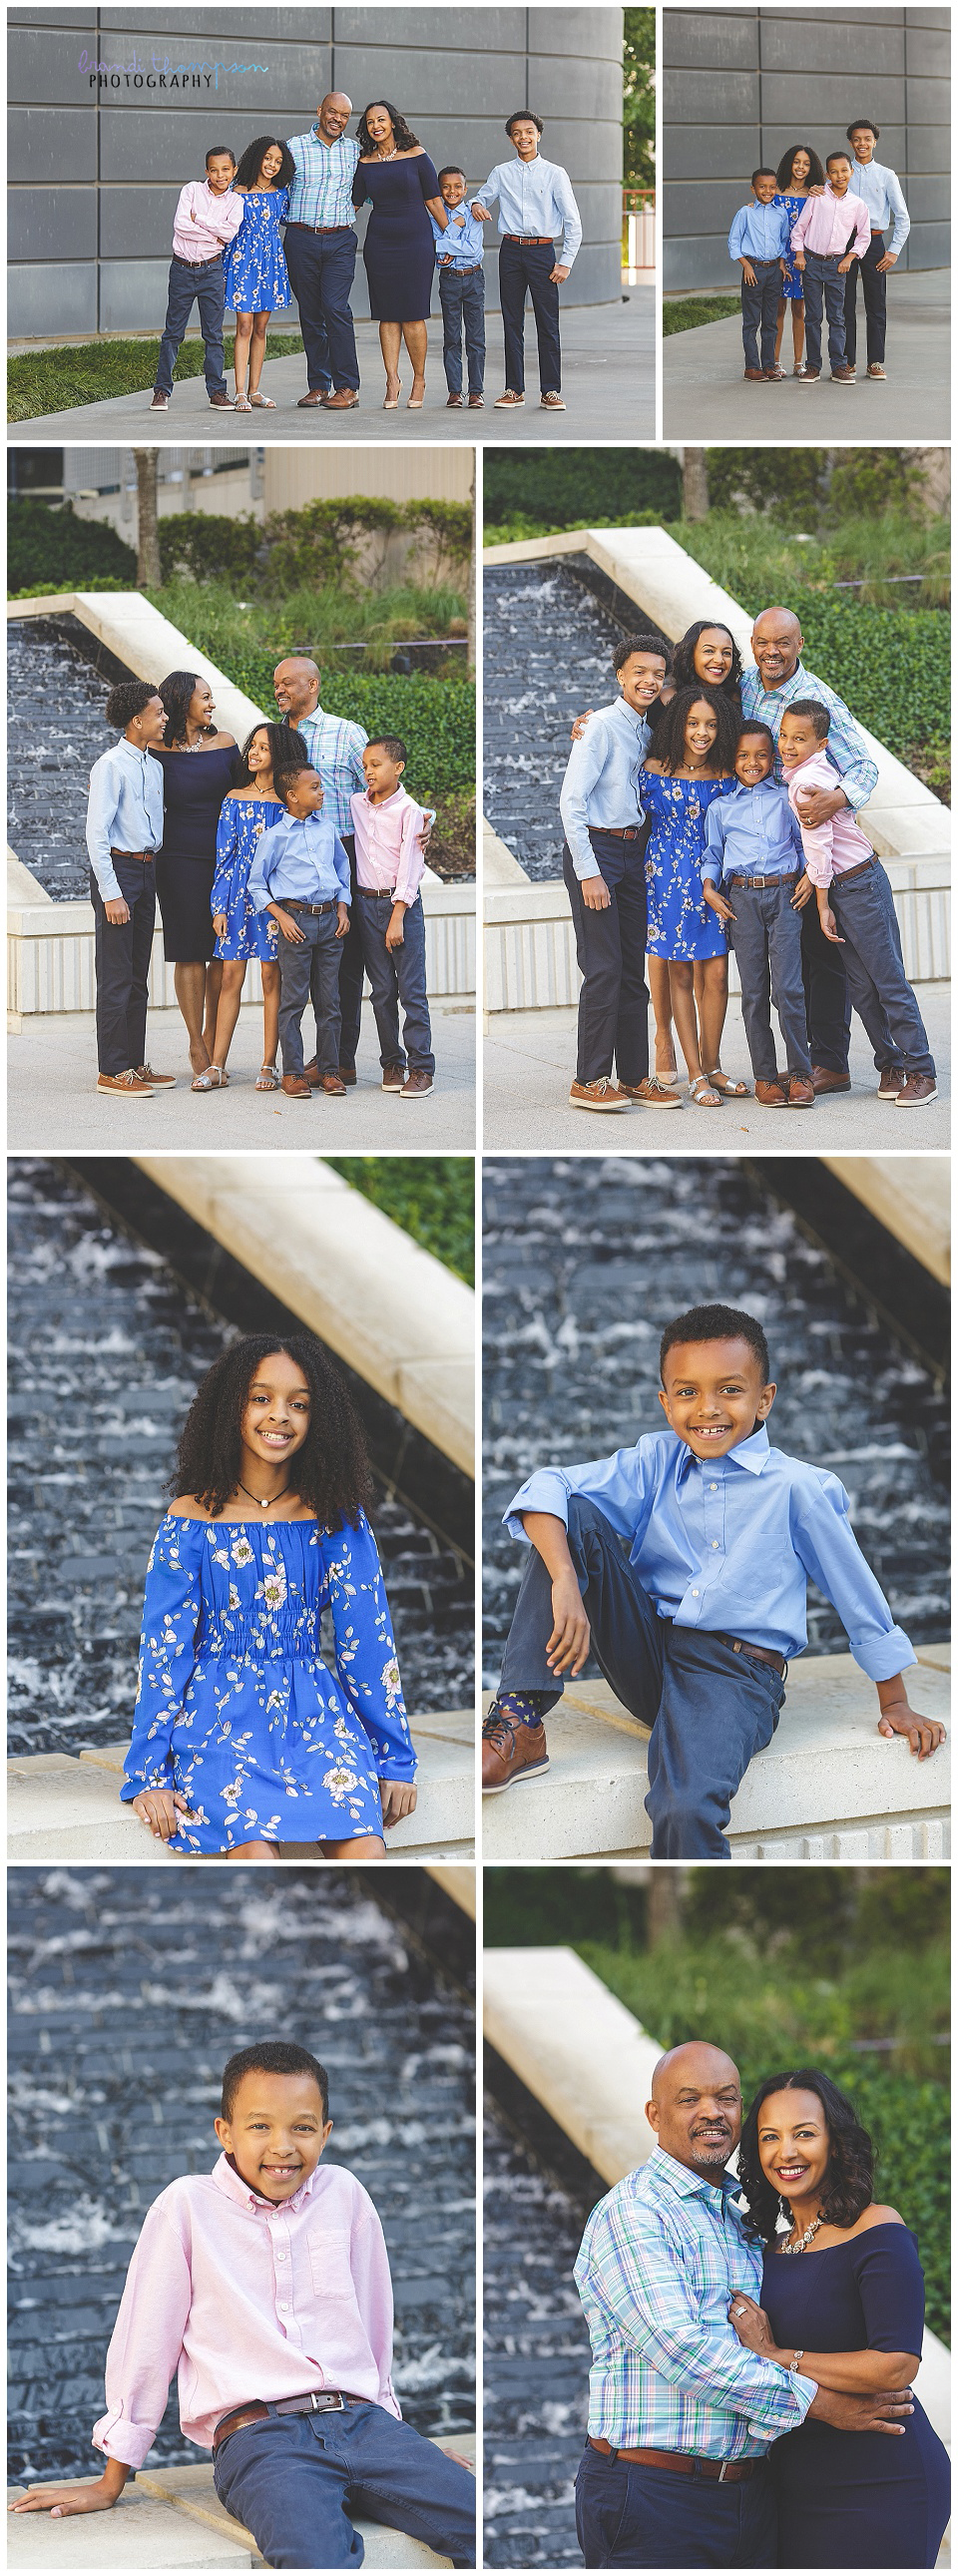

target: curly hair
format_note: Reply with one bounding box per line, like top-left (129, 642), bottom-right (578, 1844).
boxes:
top-left (672, 622), bottom-right (743, 699)
top-left (738, 2070), bottom-right (875, 2246)
top-left (232, 721), bottom-right (310, 792)
top-left (171, 1332), bottom-right (373, 1527)
top-left (775, 141), bottom-right (826, 191)
top-left (652, 682), bottom-right (739, 777)
top-left (104, 679), bottom-right (159, 731)
top-left (356, 101), bottom-right (419, 155)
top-left (158, 671), bottom-right (216, 748)
top-left (235, 134), bottom-right (295, 193)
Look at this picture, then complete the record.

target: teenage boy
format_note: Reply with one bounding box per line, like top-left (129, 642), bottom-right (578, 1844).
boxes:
top-left (472, 112), bottom-right (582, 411)
top-left (431, 167), bottom-right (487, 408)
top-left (248, 767), bottom-right (351, 1099)
top-left (284, 92), bottom-right (361, 410)
top-left (727, 173), bottom-right (790, 380)
top-left (152, 146), bottom-right (242, 410)
top-left (779, 703), bottom-right (938, 1107)
top-left (85, 681), bottom-right (175, 1100)
top-left (844, 116), bottom-right (911, 379)
top-left (350, 737), bottom-right (435, 1099)
top-left (702, 722), bottom-right (813, 1107)
top-left (9, 2040), bottom-right (476, 2568)
top-left (559, 634), bottom-right (681, 1115)
top-left (481, 1301), bottom-right (944, 1852)
top-left (789, 153), bottom-right (869, 382)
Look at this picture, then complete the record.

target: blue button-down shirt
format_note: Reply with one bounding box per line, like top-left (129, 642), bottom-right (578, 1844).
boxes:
top-left (849, 156), bottom-right (910, 255)
top-left (702, 778), bottom-right (804, 884)
top-left (739, 660), bottom-right (879, 812)
top-left (505, 1422), bottom-right (915, 1679)
top-left (430, 202), bottom-right (487, 269)
top-left (283, 708), bottom-right (368, 837)
top-left (284, 128), bottom-right (359, 230)
top-left (574, 2149), bottom-right (815, 2456)
top-left (727, 201), bottom-right (790, 262)
top-left (86, 738), bottom-right (165, 903)
top-left (559, 697), bottom-right (650, 879)
top-left (473, 154), bottom-right (582, 266)
top-left (247, 809), bottom-right (351, 910)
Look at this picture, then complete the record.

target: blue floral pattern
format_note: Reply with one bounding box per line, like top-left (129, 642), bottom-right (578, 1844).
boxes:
top-left (774, 192), bottom-right (806, 300)
top-left (224, 186), bottom-right (291, 313)
top-left (212, 793), bottom-right (282, 962)
top-left (640, 768), bottom-right (730, 961)
top-left (123, 1513), bottom-right (416, 1853)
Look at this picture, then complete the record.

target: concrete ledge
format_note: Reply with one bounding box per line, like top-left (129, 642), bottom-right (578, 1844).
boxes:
top-left (481, 1652), bottom-right (951, 1860)
top-left (822, 1156), bottom-right (951, 1286)
top-left (7, 1712), bottom-right (475, 1862)
top-left (7, 590), bottom-right (264, 749)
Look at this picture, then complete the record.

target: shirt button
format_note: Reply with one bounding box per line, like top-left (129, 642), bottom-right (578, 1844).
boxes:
top-left (692, 1589), bottom-right (700, 1598)
top-left (710, 1483), bottom-right (718, 1491)
top-left (276, 2251), bottom-right (286, 2262)
top-left (278, 2302), bottom-right (289, 2314)
top-left (712, 1541), bottom-right (720, 1548)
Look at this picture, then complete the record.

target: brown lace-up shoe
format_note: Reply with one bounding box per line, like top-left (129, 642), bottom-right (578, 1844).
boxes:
top-left (481, 1706), bottom-right (550, 1795)
top-left (569, 1077), bottom-right (632, 1112)
top-left (754, 1078), bottom-right (787, 1106)
top-left (877, 1065), bottom-right (906, 1096)
top-left (811, 1065), bottom-right (851, 1094)
top-left (895, 1073), bottom-right (938, 1107)
top-left (785, 1075), bottom-right (815, 1107)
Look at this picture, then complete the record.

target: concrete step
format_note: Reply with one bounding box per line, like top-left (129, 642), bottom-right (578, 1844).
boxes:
top-left (8, 1714), bottom-right (475, 1862)
top-left (482, 1650), bottom-right (950, 1859)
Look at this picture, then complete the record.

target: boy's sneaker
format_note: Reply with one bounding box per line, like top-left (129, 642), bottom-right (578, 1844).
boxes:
top-left (400, 1070), bottom-right (434, 1098)
top-left (151, 391), bottom-right (170, 408)
top-left (800, 368), bottom-right (821, 380)
top-left (570, 1077), bottom-right (632, 1111)
top-left (482, 1705), bottom-right (550, 1795)
top-left (895, 1073), bottom-right (938, 1107)
top-left (877, 1065), bottom-right (907, 1096)
top-left (743, 368), bottom-right (764, 381)
top-left (831, 367), bottom-right (856, 383)
top-left (446, 392), bottom-right (464, 407)
top-left (135, 1063), bottom-right (176, 1087)
top-left (495, 389), bottom-right (525, 406)
top-left (762, 366), bottom-right (785, 380)
top-left (381, 1064), bottom-right (405, 1091)
top-left (97, 1069), bottom-right (154, 1097)
top-left (541, 391), bottom-right (566, 409)
top-left (468, 394), bottom-right (485, 407)
top-left (209, 391), bottom-right (234, 408)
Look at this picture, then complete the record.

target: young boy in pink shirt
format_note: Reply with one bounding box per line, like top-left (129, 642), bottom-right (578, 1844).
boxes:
top-left (780, 702), bottom-right (937, 1107)
top-left (8, 2040), bottom-right (475, 2569)
top-left (152, 145), bottom-right (243, 410)
top-left (351, 737), bottom-right (435, 1100)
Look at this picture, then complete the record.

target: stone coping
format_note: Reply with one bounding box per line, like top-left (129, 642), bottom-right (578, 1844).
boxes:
top-left (821, 1156), bottom-right (950, 1286)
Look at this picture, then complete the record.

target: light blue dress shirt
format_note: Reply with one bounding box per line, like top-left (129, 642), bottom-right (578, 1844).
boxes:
top-left (559, 697), bottom-right (650, 879)
top-left (473, 154), bottom-right (582, 266)
top-left (284, 708), bottom-right (368, 837)
top-left (739, 660), bottom-right (879, 812)
top-left (284, 129), bottom-right (359, 230)
top-left (430, 203), bottom-right (487, 268)
top-left (85, 738), bottom-right (165, 903)
top-left (247, 809), bottom-right (351, 911)
top-left (849, 157), bottom-right (910, 255)
top-left (702, 779), bottom-right (805, 883)
top-left (505, 1422), bottom-right (915, 1679)
top-left (727, 201), bottom-right (790, 262)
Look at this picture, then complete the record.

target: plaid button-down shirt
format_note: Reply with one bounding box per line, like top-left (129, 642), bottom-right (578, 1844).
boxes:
top-left (285, 128), bottom-right (360, 230)
top-left (573, 2148), bottom-right (815, 2456)
top-left (739, 659), bottom-right (879, 812)
top-left (285, 707), bottom-right (368, 836)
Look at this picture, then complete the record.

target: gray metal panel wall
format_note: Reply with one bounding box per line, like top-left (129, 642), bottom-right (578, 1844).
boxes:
top-left (9, 3), bottom-right (624, 335)
top-left (664, 5), bottom-right (949, 289)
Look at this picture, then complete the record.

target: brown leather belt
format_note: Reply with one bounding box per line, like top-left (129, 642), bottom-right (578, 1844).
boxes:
top-left (714, 1630), bottom-right (786, 1678)
top-left (726, 869), bottom-right (799, 890)
top-left (831, 854), bottom-right (877, 887)
top-left (595, 825), bottom-right (641, 840)
top-left (174, 254), bottom-right (223, 268)
top-left (288, 222), bottom-right (351, 236)
top-left (110, 847), bottom-right (155, 862)
top-left (214, 2391), bottom-right (362, 2452)
top-left (588, 2437), bottom-right (762, 2483)
top-left (504, 234), bottom-right (554, 244)
top-left (282, 898), bottom-right (338, 914)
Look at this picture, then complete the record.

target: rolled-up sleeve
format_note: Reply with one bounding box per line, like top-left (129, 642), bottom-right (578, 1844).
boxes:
top-left (505, 1445), bottom-right (651, 1546)
top-left (793, 1479), bottom-right (916, 1681)
top-left (93, 2206), bottom-right (192, 2468)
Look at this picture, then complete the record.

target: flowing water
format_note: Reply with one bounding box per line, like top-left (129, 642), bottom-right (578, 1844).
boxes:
top-left (482, 561), bottom-right (628, 880)
top-left (8, 618), bottom-right (126, 900)
top-left (8, 1160), bottom-right (473, 1753)
top-left (8, 1867), bottom-right (476, 2481)
top-left (483, 2107), bottom-right (591, 2566)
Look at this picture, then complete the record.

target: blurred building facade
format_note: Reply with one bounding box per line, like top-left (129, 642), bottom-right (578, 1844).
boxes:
top-left (8, 441), bottom-right (474, 533)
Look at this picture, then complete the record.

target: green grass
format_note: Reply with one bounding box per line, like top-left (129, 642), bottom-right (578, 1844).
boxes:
top-left (663, 294), bottom-right (742, 335)
top-left (325, 1160), bottom-right (475, 1284)
top-left (8, 330), bottom-right (305, 423)
top-left (145, 574), bottom-right (468, 668)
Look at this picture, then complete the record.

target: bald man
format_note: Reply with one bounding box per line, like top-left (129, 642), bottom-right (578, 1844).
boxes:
top-left (573, 2040), bottom-right (914, 2565)
top-left (284, 93), bottom-right (361, 406)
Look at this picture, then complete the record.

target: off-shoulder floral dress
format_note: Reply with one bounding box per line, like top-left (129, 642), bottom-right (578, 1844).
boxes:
top-left (639, 767), bottom-right (730, 961)
top-left (122, 1513), bottom-right (416, 1852)
top-left (212, 793), bottom-right (282, 962)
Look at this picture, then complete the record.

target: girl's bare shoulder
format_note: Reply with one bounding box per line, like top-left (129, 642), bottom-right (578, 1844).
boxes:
top-left (168, 1494), bottom-right (215, 1521)
top-left (642, 757), bottom-right (667, 774)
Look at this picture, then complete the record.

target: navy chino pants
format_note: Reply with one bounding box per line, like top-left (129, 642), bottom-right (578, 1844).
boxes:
top-left (213, 2402), bottom-right (476, 2569)
top-left (499, 238), bottom-right (562, 392)
top-left (829, 861), bottom-right (935, 1078)
top-left (438, 264), bottom-right (486, 394)
top-left (575, 2446), bottom-right (776, 2569)
top-left (283, 224), bottom-right (360, 393)
top-left (562, 832), bottom-right (650, 1086)
top-left (739, 259), bottom-right (781, 373)
top-left (355, 889), bottom-right (434, 1074)
top-left (499, 1497), bottom-right (784, 1858)
top-left (843, 230), bottom-right (887, 367)
top-left (800, 251), bottom-right (849, 372)
top-left (90, 857), bottom-right (156, 1075)
top-left (155, 256), bottom-right (228, 397)
top-left (799, 892), bottom-right (852, 1073)
top-left (276, 908), bottom-right (343, 1078)
top-left (725, 876), bottom-right (811, 1082)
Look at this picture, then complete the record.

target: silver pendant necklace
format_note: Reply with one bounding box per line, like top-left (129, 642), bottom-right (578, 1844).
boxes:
top-left (782, 2214), bottom-right (823, 2255)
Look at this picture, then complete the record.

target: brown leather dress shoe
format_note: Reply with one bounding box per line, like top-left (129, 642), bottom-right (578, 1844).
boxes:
top-left (481, 1707), bottom-right (550, 1795)
top-left (208, 391), bottom-right (235, 408)
top-left (321, 1073), bottom-right (347, 1095)
top-left (281, 1073), bottom-right (311, 1098)
top-left (304, 1058), bottom-right (356, 1088)
top-left (895, 1072), bottom-right (938, 1107)
top-left (785, 1075), bottom-right (815, 1107)
top-left (743, 368), bottom-right (764, 381)
top-left (811, 1066), bottom-right (851, 1094)
top-left (297, 389), bottom-right (328, 407)
top-left (322, 388), bottom-right (359, 408)
top-left (831, 366), bottom-right (856, 383)
top-left (754, 1078), bottom-right (787, 1106)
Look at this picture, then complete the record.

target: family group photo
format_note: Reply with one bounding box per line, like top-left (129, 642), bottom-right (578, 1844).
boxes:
top-left (8, 5), bottom-right (652, 445)
top-left (483, 1864), bottom-right (950, 2570)
top-left (662, 3), bottom-right (949, 440)
top-left (482, 442), bottom-right (950, 1150)
top-left (8, 442), bottom-right (476, 1147)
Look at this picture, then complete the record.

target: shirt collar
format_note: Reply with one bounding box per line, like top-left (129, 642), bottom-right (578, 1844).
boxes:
top-left (647, 2144), bottom-right (740, 2203)
top-left (213, 2150), bottom-right (318, 2216)
top-left (675, 1422), bottom-right (772, 1484)
top-left (612, 697), bottom-right (647, 737)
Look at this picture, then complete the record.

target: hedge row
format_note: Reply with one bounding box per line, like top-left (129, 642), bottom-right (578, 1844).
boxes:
top-left (220, 657), bottom-right (475, 797)
top-left (736, 596), bottom-right (949, 764)
top-left (326, 1159), bottom-right (475, 1285)
top-left (9, 500), bottom-right (137, 592)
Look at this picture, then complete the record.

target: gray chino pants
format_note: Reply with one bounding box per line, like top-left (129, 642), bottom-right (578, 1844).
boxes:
top-left (276, 907), bottom-right (342, 1078)
top-left (725, 875), bottom-right (812, 1082)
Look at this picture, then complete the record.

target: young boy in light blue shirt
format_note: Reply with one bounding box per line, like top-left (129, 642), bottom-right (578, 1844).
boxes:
top-left (248, 766), bottom-right (351, 1097)
top-left (727, 170), bottom-right (790, 379)
top-left (430, 166), bottom-right (486, 407)
top-left (558, 633), bottom-right (679, 1116)
top-left (702, 722), bottom-right (813, 1107)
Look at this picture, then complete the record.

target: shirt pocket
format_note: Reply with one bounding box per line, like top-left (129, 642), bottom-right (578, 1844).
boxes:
top-left (308, 2233), bottom-right (360, 2306)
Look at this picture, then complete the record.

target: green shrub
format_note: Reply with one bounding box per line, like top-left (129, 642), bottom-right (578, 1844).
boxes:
top-left (326, 1159), bottom-right (475, 1283)
top-left (483, 450), bottom-right (681, 531)
top-left (207, 662), bottom-right (473, 797)
top-left (157, 497), bottom-right (472, 593)
top-left (663, 295), bottom-right (742, 336)
top-left (158, 512), bottom-right (261, 588)
top-left (762, 600), bottom-right (948, 763)
top-left (8, 499), bottom-right (137, 592)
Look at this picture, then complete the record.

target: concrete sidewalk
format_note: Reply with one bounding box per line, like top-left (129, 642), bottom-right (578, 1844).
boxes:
top-left (8, 998), bottom-right (476, 1150)
top-left (10, 290), bottom-right (653, 444)
top-left (663, 267), bottom-right (949, 438)
top-left (483, 980), bottom-right (950, 1151)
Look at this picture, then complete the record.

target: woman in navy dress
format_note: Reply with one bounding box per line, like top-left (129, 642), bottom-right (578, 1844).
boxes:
top-left (201, 722), bottom-right (309, 1092)
top-left (150, 673), bottom-right (237, 1080)
top-left (772, 144), bottom-right (826, 375)
top-left (638, 683), bottom-right (739, 1107)
top-left (223, 135), bottom-right (294, 411)
top-left (352, 101), bottom-right (449, 408)
top-left (732, 2069), bottom-right (950, 2568)
top-left (124, 1333), bottom-right (418, 1860)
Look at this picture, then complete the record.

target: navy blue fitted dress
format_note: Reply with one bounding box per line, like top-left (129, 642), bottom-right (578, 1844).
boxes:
top-left (353, 153), bottom-right (441, 320)
top-left (151, 743), bottom-right (237, 963)
top-left (761, 2224), bottom-right (950, 2567)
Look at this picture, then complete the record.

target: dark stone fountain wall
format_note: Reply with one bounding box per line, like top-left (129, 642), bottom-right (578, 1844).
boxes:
top-left (8, 1867), bottom-right (476, 2483)
top-left (8, 619), bottom-right (126, 900)
top-left (8, 1160), bottom-right (473, 1755)
top-left (482, 1156), bottom-right (950, 1685)
top-left (482, 562), bottom-right (629, 881)
top-left (483, 2107), bottom-right (591, 2567)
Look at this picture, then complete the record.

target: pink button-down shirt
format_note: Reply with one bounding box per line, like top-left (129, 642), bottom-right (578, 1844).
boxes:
top-left (93, 2155), bottom-right (400, 2466)
top-left (784, 747), bottom-right (874, 886)
top-left (350, 786), bottom-right (428, 906)
top-left (790, 185), bottom-right (869, 260)
top-left (172, 179), bottom-right (244, 262)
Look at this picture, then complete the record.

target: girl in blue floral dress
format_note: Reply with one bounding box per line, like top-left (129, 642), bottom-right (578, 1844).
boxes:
top-left (639, 685), bottom-right (739, 1108)
top-left (773, 143), bottom-right (825, 375)
top-left (200, 723), bottom-right (309, 1094)
top-left (223, 136), bottom-right (294, 410)
top-left (124, 1333), bottom-right (418, 1860)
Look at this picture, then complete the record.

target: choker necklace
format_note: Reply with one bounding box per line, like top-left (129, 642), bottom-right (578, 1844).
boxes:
top-left (237, 1479), bottom-right (290, 1513)
top-left (782, 2214), bottom-right (823, 2255)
